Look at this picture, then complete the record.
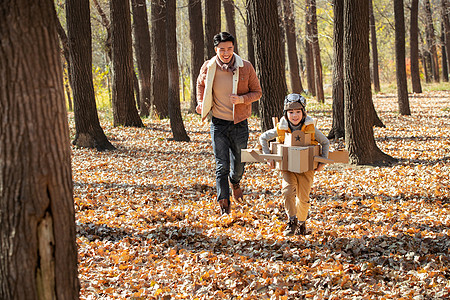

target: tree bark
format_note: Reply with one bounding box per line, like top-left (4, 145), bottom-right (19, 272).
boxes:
top-left (410, 0), bottom-right (422, 93)
top-left (151, 0), bottom-right (169, 118)
top-left (67, 0), bottom-right (115, 151)
top-left (443, 0), bottom-right (450, 79)
top-left (166, 0), bottom-right (190, 142)
top-left (248, 0), bottom-right (287, 132)
top-left (282, 0), bottom-right (304, 94)
top-left (305, 0), bottom-right (316, 96)
top-left (223, 0), bottom-right (238, 54)
top-left (55, 14), bottom-right (74, 110)
top-left (188, 0), bottom-right (205, 113)
top-left (424, 0), bottom-right (440, 82)
top-left (110, 0), bottom-right (143, 127)
top-left (343, 0), bottom-right (395, 165)
top-left (394, 0), bottom-right (411, 116)
top-left (329, 0), bottom-right (344, 140)
top-left (441, 22), bottom-right (449, 82)
top-left (369, 0), bottom-right (381, 93)
top-left (0, 1), bottom-right (80, 298)
top-left (131, 0), bottom-right (152, 117)
top-left (310, 0), bottom-right (324, 103)
top-left (246, 1), bottom-right (259, 116)
top-left (205, 0), bottom-right (221, 58)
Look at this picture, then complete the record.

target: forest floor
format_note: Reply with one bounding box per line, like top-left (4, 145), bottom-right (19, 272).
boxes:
top-left (71, 91), bottom-right (450, 299)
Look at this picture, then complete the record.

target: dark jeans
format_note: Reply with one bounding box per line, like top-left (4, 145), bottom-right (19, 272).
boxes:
top-left (211, 116), bottom-right (249, 202)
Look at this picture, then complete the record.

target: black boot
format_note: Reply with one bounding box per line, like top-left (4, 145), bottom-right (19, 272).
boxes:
top-left (296, 221), bottom-right (306, 235)
top-left (283, 216), bottom-right (298, 236)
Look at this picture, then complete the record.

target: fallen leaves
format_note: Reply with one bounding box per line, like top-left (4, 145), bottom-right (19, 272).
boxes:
top-left (72, 91), bottom-right (450, 299)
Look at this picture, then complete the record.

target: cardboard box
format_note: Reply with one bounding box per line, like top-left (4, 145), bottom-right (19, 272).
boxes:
top-left (241, 149), bottom-right (263, 162)
top-left (328, 150), bottom-right (349, 163)
top-left (276, 144), bottom-right (289, 170)
top-left (285, 131), bottom-right (311, 146)
top-left (270, 141), bottom-right (280, 154)
top-left (288, 146), bottom-right (309, 173)
top-left (309, 145), bottom-right (320, 170)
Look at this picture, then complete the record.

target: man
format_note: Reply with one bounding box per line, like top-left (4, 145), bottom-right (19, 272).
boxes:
top-left (196, 32), bottom-right (262, 215)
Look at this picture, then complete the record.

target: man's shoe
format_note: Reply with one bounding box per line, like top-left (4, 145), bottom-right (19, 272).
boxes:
top-left (218, 199), bottom-right (230, 215)
top-left (296, 221), bottom-right (306, 235)
top-left (283, 217), bottom-right (298, 236)
top-left (230, 181), bottom-right (243, 202)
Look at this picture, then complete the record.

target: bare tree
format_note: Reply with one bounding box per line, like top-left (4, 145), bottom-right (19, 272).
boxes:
top-left (329, 0), bottom-right (344, 140)
top-left (369, 0), bottom-right (381, 93)
top-left (66, 0), bottom-right (115, 150)
top-left (0, 0), bottom-right (79, 298)
top-left (110, 0), bottom-right (143, 127)
top-left (248, 0), bottom-right (287, 131)
top-left (305, 0), bottom-right (316, 96)
top-left (309, 0), bottom-right (324, 103)
top-left (394, 0), bottom-right (411, 115)
top-left (205, 0), bottom-right (221, 58)
top-left (443, 0), bottom-right (450, 79)
top-left (188, 0), bottom-right (205, 113)
top-left (343, 0), bottom-right (395, 165)
top-left (131, 0), bottom-right (152, 117)
top-left (410, 0), bottom-right (422, 93)
top-left (150, 0), bottom-right (169, 118)
top-left (424, 0), bottom-right (440, 82)
top-left (166, 0), bottom-right (190, 142)
top-left (223, 0), bottom-right (238, 54)
top-left (282, 0), bottom-right (304, 94)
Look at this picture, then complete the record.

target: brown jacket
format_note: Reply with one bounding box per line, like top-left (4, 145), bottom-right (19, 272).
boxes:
top-left (196, 54), bottom-right (262, 124)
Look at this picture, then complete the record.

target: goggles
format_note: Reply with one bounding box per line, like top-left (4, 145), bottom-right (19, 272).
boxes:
top-left (284, 93), bottom-right (306, 108)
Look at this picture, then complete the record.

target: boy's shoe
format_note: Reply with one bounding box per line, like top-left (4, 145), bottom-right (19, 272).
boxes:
top-left (283, 217), bottom-right (298, 236)
top-left (230, 181), bottom-right (243, 202)
top-left (296, 221), bottom-right (306, 235)
top-left (218, 199), bottom-right (230, 215)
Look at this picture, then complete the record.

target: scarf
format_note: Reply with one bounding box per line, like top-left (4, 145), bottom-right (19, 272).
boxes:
top-left (215, 54), bottom-right (237, 73)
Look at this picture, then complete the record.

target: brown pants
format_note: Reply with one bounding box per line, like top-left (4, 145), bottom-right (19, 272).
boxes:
top-left (281, 170), bottom-right (314, 221)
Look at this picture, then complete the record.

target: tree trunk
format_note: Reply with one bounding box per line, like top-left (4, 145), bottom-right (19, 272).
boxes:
top-left (205, 0), bottom-right (221, 58)
top-left (110, 0), bottom-right (143, 127)
top-left (369, 0), bottom-right (381, 93)
top-left (277, 0), bottom-right (286, 68)
top-left (329, 0), bottom-right (345, 140)
top-left (424, 0), bottom-right (440, 82)
top-left (443, 0), bottom-right (450, 78)
top-left (188, 0), bottom-right (205, 113)
top-left (305, 0), bottom-right (316, 96)
top-left (310, 0), bottom-right (324, 103)
top-left (410, 0), bottom-right (422, 93)
top-left (55, 14), bottom-right (74, 110)
top-left (131, 0), bottom-right (152, 116)
top-left (246, 1), bottom-right (259, 116)
top-left (0, 1), bottom-right (80, 298)
top-left (248, 0), bottom-right (287, 132)
top-left (151, 0), bottom-right (169, 118)
top-left (343, 0), bottom-right (395, 165)
top-left (223, 0), bottom-right (238, 54)
top-left (282, 0), bottom-right (304, 94)
top-left (442, 22), bottom-right (449, 82)
top-left (67, 0), bottom-right (115, 151)
top-left (394, 0), bottom-right (411, 116)
top-left (166, 0), bottom-right (190, 142)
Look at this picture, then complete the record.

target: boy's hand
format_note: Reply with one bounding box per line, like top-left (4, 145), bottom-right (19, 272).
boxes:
top-left (267, 159), bottom-right (275, 169)
top-left (315, 163), bottom-right (325, 172)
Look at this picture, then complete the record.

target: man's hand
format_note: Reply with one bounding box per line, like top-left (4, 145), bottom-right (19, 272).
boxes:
top-left (196, 103), bottom-right (203, 114)
top-left (230, 94), bottom-right (244, 104)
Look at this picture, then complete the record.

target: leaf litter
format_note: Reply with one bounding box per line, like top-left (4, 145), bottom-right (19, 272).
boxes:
top-left (72, 92), bottom-right (450, 299)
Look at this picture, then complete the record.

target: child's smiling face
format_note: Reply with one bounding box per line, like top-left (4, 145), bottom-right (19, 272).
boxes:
top-left (287, 109), bottom-right (303, 126)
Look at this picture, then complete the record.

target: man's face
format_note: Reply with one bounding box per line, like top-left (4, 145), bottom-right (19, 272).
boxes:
top-left (215, 41), bottom-right (234, 64)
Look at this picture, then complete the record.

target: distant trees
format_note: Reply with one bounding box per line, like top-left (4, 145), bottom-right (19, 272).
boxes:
top-left (205, 0), bottom-right (221, 58)
top-left (410, 0), bottom-right (422, 93)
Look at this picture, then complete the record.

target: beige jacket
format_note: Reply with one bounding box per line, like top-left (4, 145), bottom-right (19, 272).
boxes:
top-left (196, 54), bottom-right (262, 124)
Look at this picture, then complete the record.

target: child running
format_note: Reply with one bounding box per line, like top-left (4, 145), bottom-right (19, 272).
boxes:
top-left (259, 93), bottom-right (330, 236)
